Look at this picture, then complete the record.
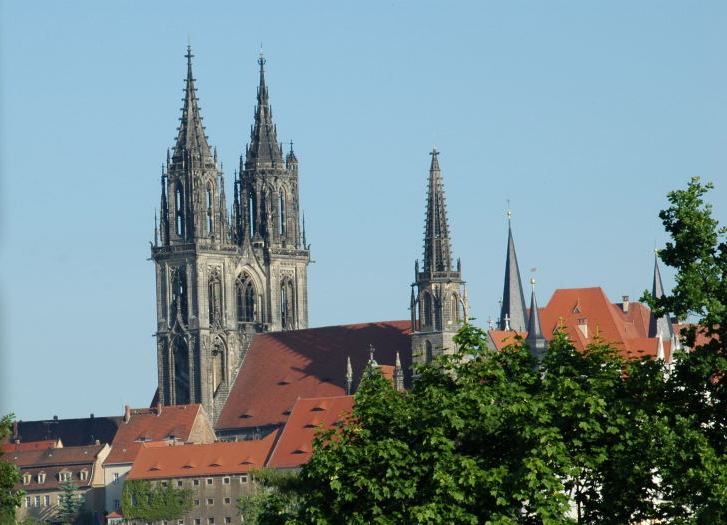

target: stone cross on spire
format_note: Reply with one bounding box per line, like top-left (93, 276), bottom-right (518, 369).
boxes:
top-left (422, 147), bottom-right (453, 273)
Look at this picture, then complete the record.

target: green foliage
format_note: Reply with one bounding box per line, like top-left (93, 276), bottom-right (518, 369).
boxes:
top-left (56, 482), bottom-right (85, 525)
top-left (0, 414), bottom-right (23, 525)
top-left (121, 479), bottom-right (193, 522)
top-left (237, 469), bottom-right (304, 525)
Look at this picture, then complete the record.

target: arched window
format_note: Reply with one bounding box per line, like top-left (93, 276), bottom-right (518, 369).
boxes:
top-left (423, 292), bottom-right (432, 328)
top-left (280, 278), bottom-right (295, 330)
top-left (425, 341), bottom-right (433, 363)
top-left (248, 192), bottom-right (257, 237)
top-left (451, 294), bottom-right (460, 324)
top-left (171, 267), bottom-right (188, 323)
top-left (206, 185), bottom-right (214, 236)
top-left (173, 338), bottom-right (190, 404)
top-left (279, 191), bottom-right (286, 237)
top-left (212, 339), bottom-right (225, 393)
top-left (208, 270), bottom-right (222, 326)
top-left (236, 273), bottom-right (256, 323)
top-left (175, 183), bottom-right (185, 237)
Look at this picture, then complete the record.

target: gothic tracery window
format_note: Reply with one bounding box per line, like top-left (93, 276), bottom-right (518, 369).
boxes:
top-left (206, 184), bottom-right (214, 236)
top-left (171, 266), bottom-right (188, 323)
top-left (236, 273), bottom-right (256, 323)
top-left (248, 192), bottom-right (257, 237)
top-left (173, 337), bottom-right (190, 404)
top-left (279, 191), bottom-right (286, 237)
top-left (212, 339), bottom-right (225, 393)
top-left (422, 292), bottom-right (433, 328)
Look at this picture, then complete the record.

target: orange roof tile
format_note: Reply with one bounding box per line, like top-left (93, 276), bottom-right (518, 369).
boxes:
top-left (126, 433), bottom-right (277, 480)
top-left (488, 330), bottom-right (526, 351)
top-left (267, 396), bottom-right (354, 469)
top-left (2, 440), bottom-right (58, 452)
top-left (105, 405), bottom-right (205, 465)
top-left (217, 321), bottom-right (411, 431)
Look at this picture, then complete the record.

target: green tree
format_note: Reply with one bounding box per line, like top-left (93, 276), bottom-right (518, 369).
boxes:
top-left (121, 479), bottom-right (192, 522)
top-left (237, 469), bottom-right (304, 524)
top-left (642, 177), bottom-right (727, 523)
top-left (56, 481), bottom-right (85, 525)
top-left (0, 413), bottom-right (23, 525)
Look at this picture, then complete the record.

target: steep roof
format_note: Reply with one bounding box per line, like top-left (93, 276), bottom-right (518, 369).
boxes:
top-left (13, 416), bottom-right (121, 447)
top-left (8, 444), bottom-right (108, 492)
top-left (216, 321), bottom-right (411, 431)
top-left (499, 219), bottom-right (528, 332)
top-left (244, 53), bottom-right (285, 169)
top-left (105, 404), bottom-right (208, 465)
top-left (267, 396), bottom-right (354, 469)
top-left (127, 433), bottom-right (277, 480)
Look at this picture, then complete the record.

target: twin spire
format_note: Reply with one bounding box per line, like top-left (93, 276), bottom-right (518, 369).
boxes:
top-left (172, 46), bottom-right (215, 170)
top-left (245, 53), bottom-right (285, 169)
top-left (422, 148), bottom-right (453, 273)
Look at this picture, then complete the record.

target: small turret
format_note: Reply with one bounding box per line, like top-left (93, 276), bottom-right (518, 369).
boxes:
top-left (345, 356), bottom-right (353, 395)
top-left (394, 352), bottom-right (404, 392)
top-left (649, 251), bottom-right (674, 339)
top-left (525, 277), bottom-right (547, 363)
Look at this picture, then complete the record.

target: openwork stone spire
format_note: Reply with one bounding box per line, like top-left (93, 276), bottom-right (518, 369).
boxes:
top-left (422, 148), bottom-right (453, 273)
top-left (172, 46), bottom-right (215, 170)
top-left (245, 52), bottom-right (284, 169)
top-left (648, 251), bottom-right (674, 339)
top-left (499, 212), bottom-right (528, 331)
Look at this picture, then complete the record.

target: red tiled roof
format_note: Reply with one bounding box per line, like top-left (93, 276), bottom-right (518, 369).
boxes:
top-left (488, 330), bottom-right (527, 351)
top-left (8, 444), bottom-right (107, 491)
top-left (267, 396), bottom-right (354, 469)
top-left (2, 440), bottom-right (58, 452)
top-left (126, 433), bottom-right (277, 480)
top-left (216, 321), bottom-right (411, 431)
top-left (105, 405), bottom-right (205, 465)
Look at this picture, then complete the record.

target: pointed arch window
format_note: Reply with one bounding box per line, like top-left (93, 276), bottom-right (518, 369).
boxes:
top-left (208, 269), bottom-right (223, 326)
top-left (422, 292), bottom-right (433, 328)
top-left (451, 293), bottom-right (463, 325)
top-left (248, 191), bottom-right (257, 237)
top-left (425, 341), bottom-right (433, 363)
top-left (236, 273), bottom-right (256, 323)
top-left (171, 266), bottom-right (188, 324)
top-left (175, 183), bottom-right (185, 237)
top-left (206, 185), bottom-right (214, 236)
top-left (280, 278), bottom-right (295, 330)
top-left (173, 337), bottom-right (190, 405)
top-left (279, 191), bottom-right (286, 237)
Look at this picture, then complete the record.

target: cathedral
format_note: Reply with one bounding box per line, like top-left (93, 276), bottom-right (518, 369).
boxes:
top-left (151, 48), bottom-right (310, 422)
top-left (150, 48), bottom-right (676, 436)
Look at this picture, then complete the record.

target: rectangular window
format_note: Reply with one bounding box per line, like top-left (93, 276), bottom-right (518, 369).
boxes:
top-left (224, 497), bottom-right (231, 505)
top-left (206, 478), bottom-right (213, 485)
top-left (207, 519), bottom-right (214, 525)
top-left (194, 499), bottom-right (200, 506)
top-left (222, 477), bottom-right (230, 485)
top-left (25, 496), bottom-right (31, 508)
top-left (177, 480), bottom-right (183, 487)
top-left (44, 495), bottom-right (50, 506)
top-left (113, 472), bottom-right (120, 484)
top-left (206, 498), bottom-right (214, 505)
top-left (114, 499), bottom-right (120, 510)
top-left (161, 481), bottom-right (168, 487)
top-left (178, 521), bottom-right (184, 525)
top-left (194, 520), bottom-right (201, 525)
top-left (224, 518), bottom-right (231, 524)
top-left (193, 479), bottom-right (200, 486)
top-left (240, 474), bottom-right (248, 483)
top-left (34, 496), bottom-right (40, 507)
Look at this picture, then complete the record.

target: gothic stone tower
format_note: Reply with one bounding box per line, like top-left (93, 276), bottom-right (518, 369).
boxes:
top-left (152, 49), bottom-right (309, 421)
top-left (410, 149), bottom-right (468, 365)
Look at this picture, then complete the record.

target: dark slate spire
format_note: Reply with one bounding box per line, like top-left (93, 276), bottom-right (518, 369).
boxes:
top-left (499, 211), bottom-right (528, 331)
top-left (422, 148), bottom-right (453, 273)
top-left (525, 278), bottom-right (547, 362)
top-left (245, 53), bottom-right (285, 169)
top-left (648, 251), bottom-right (674, 339)
top-left (172, 47), bottom-right (214, 169)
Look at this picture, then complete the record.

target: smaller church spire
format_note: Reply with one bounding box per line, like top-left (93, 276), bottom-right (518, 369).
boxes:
top-left (422, 148), bottom-right (453, 273)
top-left (525, 277), bottom-right (547, 362)
top-left (648, 250), bottom-right (674, 339)
top-left (499, 208), bottom-right (528, 332)
top-left (345, 355), bottom-right (353, 395)
top-left (245, 52), bottom-right (284, 169)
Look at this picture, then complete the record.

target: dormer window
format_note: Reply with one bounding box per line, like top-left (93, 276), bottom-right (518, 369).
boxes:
top-left (58, 471), bottom-right (72, 482)
top-left (22, 473), bottom-right (31, 485)
top-left (79, 469), bottom-right (88, 481)
top-left (37, 472), bottom-right (46, 484)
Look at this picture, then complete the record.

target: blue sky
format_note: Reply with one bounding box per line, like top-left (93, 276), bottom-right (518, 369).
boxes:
top-left (1, 1), bottom-right (725, 420)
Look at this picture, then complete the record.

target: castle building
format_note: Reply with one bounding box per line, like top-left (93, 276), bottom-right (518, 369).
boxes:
top-left (151, 48), bottom-right (309, 422)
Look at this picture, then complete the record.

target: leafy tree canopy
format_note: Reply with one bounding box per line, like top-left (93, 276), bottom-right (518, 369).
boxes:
top-left (0, 413), bottom-right (23, 524)
top-left (121, 479), bottom-right (192, 522)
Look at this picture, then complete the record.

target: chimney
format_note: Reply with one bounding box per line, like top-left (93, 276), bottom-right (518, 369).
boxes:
top-left (577, 318), bottom-right (588, 339)
top-left (123, 405), bottom-right (131, 423)
top-left (156, 403), bottom-right (162, 417)
top-left (621, 295), bottom-right (630, 313)
top-left (53, 415), bottom-right (58, 421)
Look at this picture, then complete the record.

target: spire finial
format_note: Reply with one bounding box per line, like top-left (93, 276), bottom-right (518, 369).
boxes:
top-left (289, 140), bottom-right (294, 153)
top-left (507, 199), bottom-right (512, 223)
